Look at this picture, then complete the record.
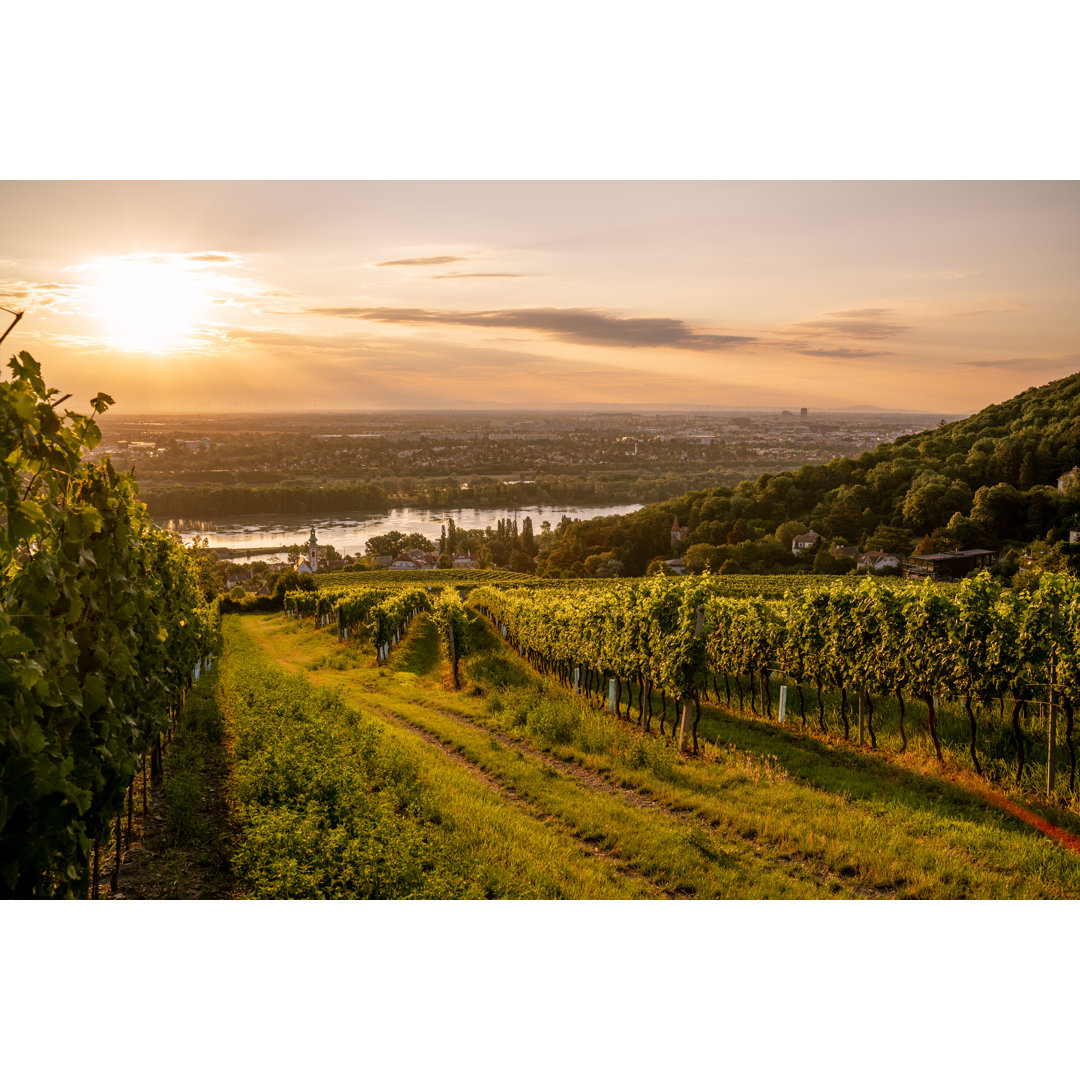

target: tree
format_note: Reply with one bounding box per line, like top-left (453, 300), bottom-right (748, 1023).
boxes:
top-left (521, 515), bottom-right (537, 557)
top-left (684, 543), bottom-right (722, 574)
top-left (971, 483), bottom-right (1025, 540)
top-left (813, 548), bottom-right (856, 574)
top-left (944, 512), bottom-right (989, 550)
top-left (823, 496), bottom-right (863, 541)
top-left (365, 530), bottom-right (406, 557)
top-left (774, 520), bottom-right (809, 548)
top-left (913, 534), bottom-right (935, 556)
top-left (902, 472), bottom-right (972, 535)
top-left (401, 532), bottom-right (436, 552)
top-left (510, 548), bottom-right (535, 574)
top-left (863, 524), bottom-right (910, 554)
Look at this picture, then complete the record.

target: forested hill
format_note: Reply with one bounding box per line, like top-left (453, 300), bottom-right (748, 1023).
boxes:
top-left (537, 370), bottom-right (1080, 578)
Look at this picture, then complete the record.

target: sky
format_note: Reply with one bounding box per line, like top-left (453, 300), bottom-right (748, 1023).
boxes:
top-left (2, 180), bottom-right (1078, 416)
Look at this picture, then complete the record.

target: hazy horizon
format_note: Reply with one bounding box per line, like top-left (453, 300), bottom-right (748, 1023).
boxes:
top-left (3, 180), bottom-right (1077, 416)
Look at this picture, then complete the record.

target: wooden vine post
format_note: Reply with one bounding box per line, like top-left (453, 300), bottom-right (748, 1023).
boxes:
top-left (678, 606), bottom-right (705, 752)
top-left (1048, 598), bottom-right (1059, 799)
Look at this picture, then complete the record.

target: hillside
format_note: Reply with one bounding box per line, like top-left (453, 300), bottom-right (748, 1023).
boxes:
top-left (537, 370), bottom-right (1080, 577)
top-left (126, 605), bottom-right (1080, 899)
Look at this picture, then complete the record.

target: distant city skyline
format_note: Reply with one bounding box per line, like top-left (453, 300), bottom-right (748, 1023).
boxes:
top-left (2, 181), bottom-right (1077, 415)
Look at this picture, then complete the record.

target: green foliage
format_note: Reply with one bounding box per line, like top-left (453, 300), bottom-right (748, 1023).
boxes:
top-left (472, 572), bottom-right (1080, 734)
top-left (369, 588), bottom-right (432, 653)
top-left (536, 370), bottom-right (1080, 575)
top-left (0, 351), bottom-right (218, 897)
top-left (429, 589), bottom-right (471, 683)
top-left (222, 624), bottom-right (471, 898)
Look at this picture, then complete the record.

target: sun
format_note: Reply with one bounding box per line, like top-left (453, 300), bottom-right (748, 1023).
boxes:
top-left (88, 256), bottom-right (209, 353)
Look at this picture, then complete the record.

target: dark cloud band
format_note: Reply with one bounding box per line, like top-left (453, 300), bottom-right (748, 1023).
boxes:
top-left (375, 255), bottom-right (467, 267)
top-left (305, 305), bottom-right (758, 351)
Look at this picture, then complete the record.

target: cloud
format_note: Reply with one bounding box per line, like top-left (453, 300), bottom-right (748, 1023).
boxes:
top-left (304, 305), bottom-right (758, 351)
top-left (795, 308), bottom-right (910, 340)
top-left (792, 347), bottom-right (894, 360)
top-left (375, 255), bottom-right (468, 267)
top-left (950, 302), bottom-right (1027, 318)
top-left (187, 252), bottom-right (241, 264)
top-left (0, 280), bottom-right (81, 308)
top-left (427, 272), bottom-right (529, 279)
top-left (959, 354), bottom-right (1080, 371)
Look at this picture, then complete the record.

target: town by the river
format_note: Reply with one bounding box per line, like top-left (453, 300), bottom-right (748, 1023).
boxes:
top-left (163, 502), bottom-right (645, 563)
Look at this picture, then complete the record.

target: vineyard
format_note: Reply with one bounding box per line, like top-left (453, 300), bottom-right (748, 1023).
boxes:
top-left (7, 348), bottom-right (1080, 900)
top-left (470, 573), bottom-right (1079, 793)
top-left (313, 568), bottom-right (853, 599)
top-left (222, 599), bottom-right (1080, 898)
top-left (277, 569), bottom-right (1080, 806)
top-left (0, 351), bottom-right (219, 898)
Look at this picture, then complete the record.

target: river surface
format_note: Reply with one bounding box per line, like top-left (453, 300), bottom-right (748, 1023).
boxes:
top-left (162, 502), bottom-right (645, 563)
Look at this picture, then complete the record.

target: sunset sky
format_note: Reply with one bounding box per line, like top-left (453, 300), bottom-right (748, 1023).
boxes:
top-left (2, 180), bottom-right (1077, 415)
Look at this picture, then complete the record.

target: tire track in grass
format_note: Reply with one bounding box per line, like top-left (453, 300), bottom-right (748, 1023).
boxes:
top-left (253, 613), bottom-right (867, 897)
top-left (261, 611), bottom-right (1080, 896)
top-left (364, 686), bottom-right (882, 899)
top-left (362, 699), bottom-right (672, 897)
top-left (462, 614), bottom-right (1080, 894)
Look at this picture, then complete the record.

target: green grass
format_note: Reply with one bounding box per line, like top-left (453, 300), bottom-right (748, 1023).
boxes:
top-left (242, 610), bottom-right (1080, 898)
top-left (220, 616), bottom-right (647, 898)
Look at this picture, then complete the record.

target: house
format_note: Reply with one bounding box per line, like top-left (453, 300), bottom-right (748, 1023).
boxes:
top-left (905, 548), bottom-right (997, 582)
top-left (1058, 466), bottom-right (1080, 493)
top-left (664, 558), bottom-right (687, 575)
top-left (791, 530), bottom-right (823, 557)
top-left (670, 516), bottom-right (690, 546)
top-left (830, 543), bottom-right (859, 560)
top-left (451, 552), bottom-right (479, 569)
top-left (295, 526), bottom-right (319, 573)
top-left (404, 548), bottom-right (438, 569)
top-left (391, 548), bottom-right (438, 570)
top-left (856, 550), bottom-right (902, 572)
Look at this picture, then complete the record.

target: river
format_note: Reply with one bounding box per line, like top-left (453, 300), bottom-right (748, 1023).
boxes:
top-left (162, 502), bottom-right (645, 563)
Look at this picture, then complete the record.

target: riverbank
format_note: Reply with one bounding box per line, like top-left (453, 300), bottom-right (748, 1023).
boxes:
top-left (161, 501), bottom-right (646, 560)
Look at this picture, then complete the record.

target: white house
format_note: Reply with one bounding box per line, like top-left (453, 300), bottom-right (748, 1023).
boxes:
top-left (390, 549), bottom-right (437, 570)
top-left (1058, 466), bottom-right (1080, 493)
top-left (791, 529), bottom-right (823, 557)
top-left (295, 526), bottom-right (318, 573)
top-left (856, 550), bottom-right (902, 572)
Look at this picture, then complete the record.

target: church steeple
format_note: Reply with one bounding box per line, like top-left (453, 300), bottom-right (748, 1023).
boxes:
top-left (308, 526), bottom-right (318, 572)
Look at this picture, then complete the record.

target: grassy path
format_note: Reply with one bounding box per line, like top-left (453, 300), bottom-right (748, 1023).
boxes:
top-left (242, 611), bottom-right (1080, 898)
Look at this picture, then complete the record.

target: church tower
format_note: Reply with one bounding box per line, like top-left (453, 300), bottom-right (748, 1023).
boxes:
top-left (308, 526), bottom-right (318, 572)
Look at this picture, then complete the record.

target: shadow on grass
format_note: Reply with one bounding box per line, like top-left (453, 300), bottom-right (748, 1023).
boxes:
top-left (465, 606), bottom-right (1080, 856)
